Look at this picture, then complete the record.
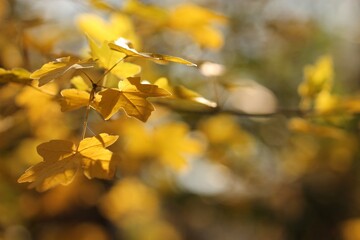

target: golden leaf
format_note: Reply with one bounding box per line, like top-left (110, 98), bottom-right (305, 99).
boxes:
top-left (70, 76), bottom-right (92, 91)
top-left (154, 77), bottom-right (217, 112)
top-left (109, 38), bottom-right (197, 66)
top-left (60, 89), bottom-right (101, 112)
top-left (0, 68), bottom-right (32, 84)
top-left (18, 133), bottom-right (119, 191)
top-left (77, 13), bottom-right (140, 48)
top-left (30, 56), bottom-right (96, 86)
top-left (88, 36), bottom-right (141, 79)
top-left (97, 77), bottom-right (170, 121)
top-left (18, 139), bottom-right (79, 192)
top-left (78, 134), bottom-right (119, 179)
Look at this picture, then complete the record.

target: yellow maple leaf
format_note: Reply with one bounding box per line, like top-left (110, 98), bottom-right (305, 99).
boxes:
top-left (168, 4), bottom-right (227, 49)
top-left (109, 38), bottom-right (197, 66)
top-left (77, 13), bottom-right (140, 48)
top-left (97, 77), bottom-right (171, 121)
top-left (59, 88), bottom-right (101, 112)
top-left (0, 68), bottom-right (32, 84)
top-left (18, 133), bottom-right (119, 191)
top-left (30, 56), bottom-right (96, 86)
top-left (70, 76), bottom-right (92, 91)
top-left (87, 36), bottom-right (141, 79)
top-left (154, 77), bottom-right (217, 112)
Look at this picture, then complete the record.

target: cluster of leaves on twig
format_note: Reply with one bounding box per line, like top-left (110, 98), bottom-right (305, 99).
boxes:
top-left (8, 34), bottom-right (201, 191)
top-left (1, 0), bottom-right (360, 239)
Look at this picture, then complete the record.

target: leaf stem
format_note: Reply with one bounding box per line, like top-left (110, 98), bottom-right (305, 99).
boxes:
top-left (95, 56), bottom-right (127, 85)
top-left (80, 70), bottom-right (95, 84)
top-left (81, 88), bottom-right (95, 139)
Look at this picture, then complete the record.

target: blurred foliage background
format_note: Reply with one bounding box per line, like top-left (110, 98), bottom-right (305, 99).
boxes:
top-left (0, 0), bottom-right (360, 239)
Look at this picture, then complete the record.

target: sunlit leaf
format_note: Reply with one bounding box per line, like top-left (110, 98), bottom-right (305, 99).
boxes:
top-left (30, 56), bottom-right (96, 86)
top-left (71, 76), bottom-right (92, 91)
top-left (109, 38), bottom-right (197, 66)
top-left (18, 139), bottom-right (78, 192)
top-left (77, 13), bottom-right (140, 47)
top-left (0, 68), bottom-right (32, 84)
top-left (154, 77), bottom-right (217, 112)
top-left (109, 38), bottom-right (151, 58)
top-left (88, 36), bottom-right (141, 79)
top-left (78, 134), bottom-right (118, 179)
top-left (97, 77), bottom-right (170, 121)
top-left (60, 89), bottom-right (101, 112)
top-left (18, 133), bottom-right (119, 191)
top-left (144, 53), bottom-right (197, 66)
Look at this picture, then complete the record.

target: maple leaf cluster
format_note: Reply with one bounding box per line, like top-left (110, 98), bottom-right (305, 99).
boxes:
top-left (2, 34), bottom-right (202, 191)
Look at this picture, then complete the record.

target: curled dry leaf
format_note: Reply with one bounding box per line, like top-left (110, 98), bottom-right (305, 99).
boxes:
top-left (18, 133), bottom-right (119, 191)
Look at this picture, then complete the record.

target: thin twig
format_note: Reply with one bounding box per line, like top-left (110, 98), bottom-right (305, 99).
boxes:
top-left (95, 56), bottom-right (127, 85)
top-left (154, 102), bottom-right (311, 118)
top-left (81, 88), bottom-right (95, 140)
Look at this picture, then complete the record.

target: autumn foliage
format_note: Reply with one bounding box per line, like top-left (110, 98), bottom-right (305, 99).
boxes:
top-left (0, 0), bottom-right (360, 240)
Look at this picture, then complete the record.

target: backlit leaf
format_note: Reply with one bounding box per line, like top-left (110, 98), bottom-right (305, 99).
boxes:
top-left (77, 13), bottom-right (140, 47)
top-left (144, 53), bottom-right (197, 66)
top-left (97, 77), bottom-right (171, 121)
top-left (60, 89), bottom-right (101, 112)
top-left (88, 36), bottom-right (141, 79)
top-left (31, 56), bottom-right (96, 86)
top-left (154, 77), bottom-right (217, 112)
top-left (0, 68), bottom-right (32, 84)
top-left (18, 133), bottom-right (119, 191)
top-left (18, 139), bottom-right (78, 192)
top-left (109, 38), bottom-right (197, 66)
top-left (78, 134), bottom-right (119, 179)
